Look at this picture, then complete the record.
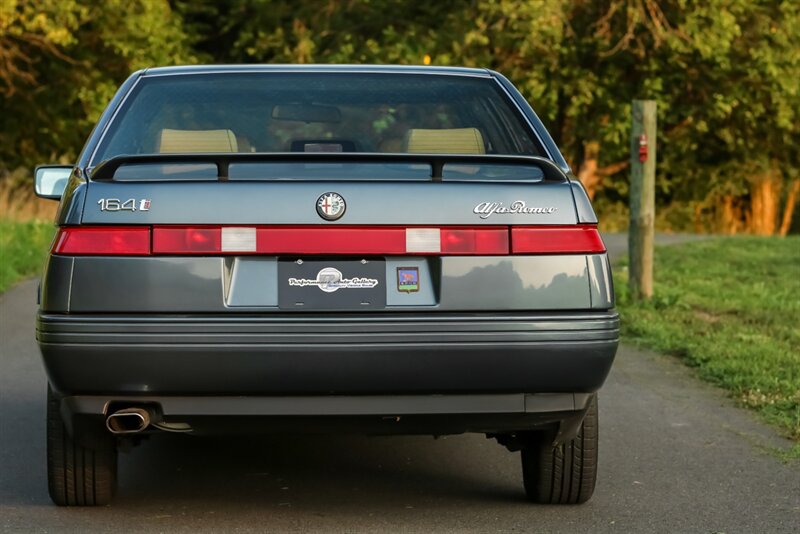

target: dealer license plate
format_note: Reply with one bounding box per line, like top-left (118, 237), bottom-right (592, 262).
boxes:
top-left (278, 259), bottom-right (386, 310)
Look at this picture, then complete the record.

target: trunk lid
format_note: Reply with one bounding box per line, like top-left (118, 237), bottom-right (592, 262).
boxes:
top-left (81, 180), bottom-right (578, 226)
top-left (53, 156), bottom-right (612, 314)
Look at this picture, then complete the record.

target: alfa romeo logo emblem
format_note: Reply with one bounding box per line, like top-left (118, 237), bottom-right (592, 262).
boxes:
top-left (316, 192), bottom-right (346, 221)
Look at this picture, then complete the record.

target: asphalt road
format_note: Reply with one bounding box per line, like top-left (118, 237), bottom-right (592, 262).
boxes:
top-left (601, 232), bottom-right (711, 263)
top-left (1, 240), bottom-right (798, 532)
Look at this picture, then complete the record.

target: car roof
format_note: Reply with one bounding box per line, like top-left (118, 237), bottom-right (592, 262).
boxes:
top-left (141, 64), bottom-right (493, 78)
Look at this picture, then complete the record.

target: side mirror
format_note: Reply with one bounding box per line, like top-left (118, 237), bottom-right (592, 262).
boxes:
top-left (34, 165), bottom-right (73, 199)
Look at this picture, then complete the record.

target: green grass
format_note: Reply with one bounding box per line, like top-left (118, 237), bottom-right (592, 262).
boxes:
top-left (0, 220), bottom-right (55, 293)
top-left (616, 236), bottom-right (800, 451)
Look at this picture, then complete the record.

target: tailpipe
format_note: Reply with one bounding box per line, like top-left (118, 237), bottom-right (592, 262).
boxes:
top-left (106, 407), bottom-right (151, 434)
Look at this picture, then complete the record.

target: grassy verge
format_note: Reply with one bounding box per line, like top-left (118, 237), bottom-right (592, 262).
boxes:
top-left (616, 236), bottom-right (800, 453)
top-left (0, 220), bottom-right (55, 293)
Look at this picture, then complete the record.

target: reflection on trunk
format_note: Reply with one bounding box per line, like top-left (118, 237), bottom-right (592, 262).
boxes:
top-left (442, 258), bottom-right (590, 310)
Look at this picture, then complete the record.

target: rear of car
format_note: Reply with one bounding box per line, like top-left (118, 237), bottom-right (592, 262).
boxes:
top-left (35, 66), bottom-right (617, 506)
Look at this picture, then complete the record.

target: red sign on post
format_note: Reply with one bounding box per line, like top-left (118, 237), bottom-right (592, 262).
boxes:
top-left (638, 134), bottom-right (648, 162)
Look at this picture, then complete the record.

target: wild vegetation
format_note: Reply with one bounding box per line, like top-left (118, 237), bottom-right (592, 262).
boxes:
top-left (617, 237), bottom-right (800, 449)
top-left (1, 0), bottom-right (798, 233)
top-left (0, 220), bottom-right (53, 293)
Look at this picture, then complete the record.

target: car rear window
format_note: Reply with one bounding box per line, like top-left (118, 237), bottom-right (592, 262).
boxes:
top-left (92, 72), bottom-right (543, 172)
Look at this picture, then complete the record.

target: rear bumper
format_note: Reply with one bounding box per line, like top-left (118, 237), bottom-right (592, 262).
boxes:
top-left (62, 392), bottom-right (595, 435)
top-left (38, 311), bottom-right (618, 397)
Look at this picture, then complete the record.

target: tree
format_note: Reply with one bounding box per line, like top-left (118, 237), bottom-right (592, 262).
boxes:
top-left (3, 0), bottom-right (798, 233)
top-left (0, 0), bottom-right (195, 179)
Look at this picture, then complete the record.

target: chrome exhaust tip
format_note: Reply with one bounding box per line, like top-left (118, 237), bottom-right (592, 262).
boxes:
top-left (106, 407), bottom-right (151, 434)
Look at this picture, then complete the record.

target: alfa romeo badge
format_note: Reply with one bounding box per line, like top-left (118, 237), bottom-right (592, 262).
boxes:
top-left (316, 192), bottom-right (346, 221)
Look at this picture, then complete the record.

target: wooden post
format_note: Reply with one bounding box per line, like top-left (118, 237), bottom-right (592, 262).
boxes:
top-left (628, 100), bottom-right (656, 301)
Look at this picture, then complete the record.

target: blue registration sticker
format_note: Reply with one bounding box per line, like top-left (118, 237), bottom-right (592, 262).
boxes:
top-left (397, 267), bottom-right (420, 293)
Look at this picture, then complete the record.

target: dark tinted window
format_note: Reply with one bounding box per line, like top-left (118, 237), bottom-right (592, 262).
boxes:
top-left (92, 73), bottom-right (541, 165)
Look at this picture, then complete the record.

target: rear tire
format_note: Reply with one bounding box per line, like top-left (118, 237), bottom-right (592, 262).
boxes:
top-left (521, 394), bottom-right (598, 504)
top-left (47, 387), bottom-right (117, 506)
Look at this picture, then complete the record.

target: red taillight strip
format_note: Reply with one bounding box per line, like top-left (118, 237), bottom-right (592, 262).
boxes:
top-left (256, 227), bottom-right (408, 255)
top-left (52, 225), bottom-right (604, 256)
top-left (152, 226), bottom-right (221, 255)
top-left (511, 225), bottom-right (606, 254)
top-left (441, 228), bottom-right (509, 255)
top-left (152, 226), bottom-right (509, 255)
top-left (53, 227), bottom-right (151, 256)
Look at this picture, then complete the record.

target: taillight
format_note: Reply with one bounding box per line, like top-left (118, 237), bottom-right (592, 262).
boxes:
top-left (53, 227), bottom-right (151, 255)
top-left (152, 226), bottom-right (509, 255)
top-left (511, 225), bottom-right (606, 254)
top-left (152, 226), bottom-right (221, 254)
top-left (405, 227), bottom-right (508, 254)
top-left (258, 227), bottom-right (407, 255)
top-left (440, 228), bottom-right (509, 254)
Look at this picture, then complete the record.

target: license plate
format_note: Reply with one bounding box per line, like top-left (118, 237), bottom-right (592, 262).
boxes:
top-left (278, 259), bottom-right (386, 310)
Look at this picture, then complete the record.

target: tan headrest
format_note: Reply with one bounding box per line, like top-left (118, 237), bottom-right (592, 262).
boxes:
top-left (404, 128), bottom-right (485, 154)
top-left (158, 129), bottom-right (238, 153)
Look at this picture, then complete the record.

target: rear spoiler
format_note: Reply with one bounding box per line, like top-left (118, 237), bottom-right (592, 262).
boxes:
top-left (89, 153), bottom-right (569, 182)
